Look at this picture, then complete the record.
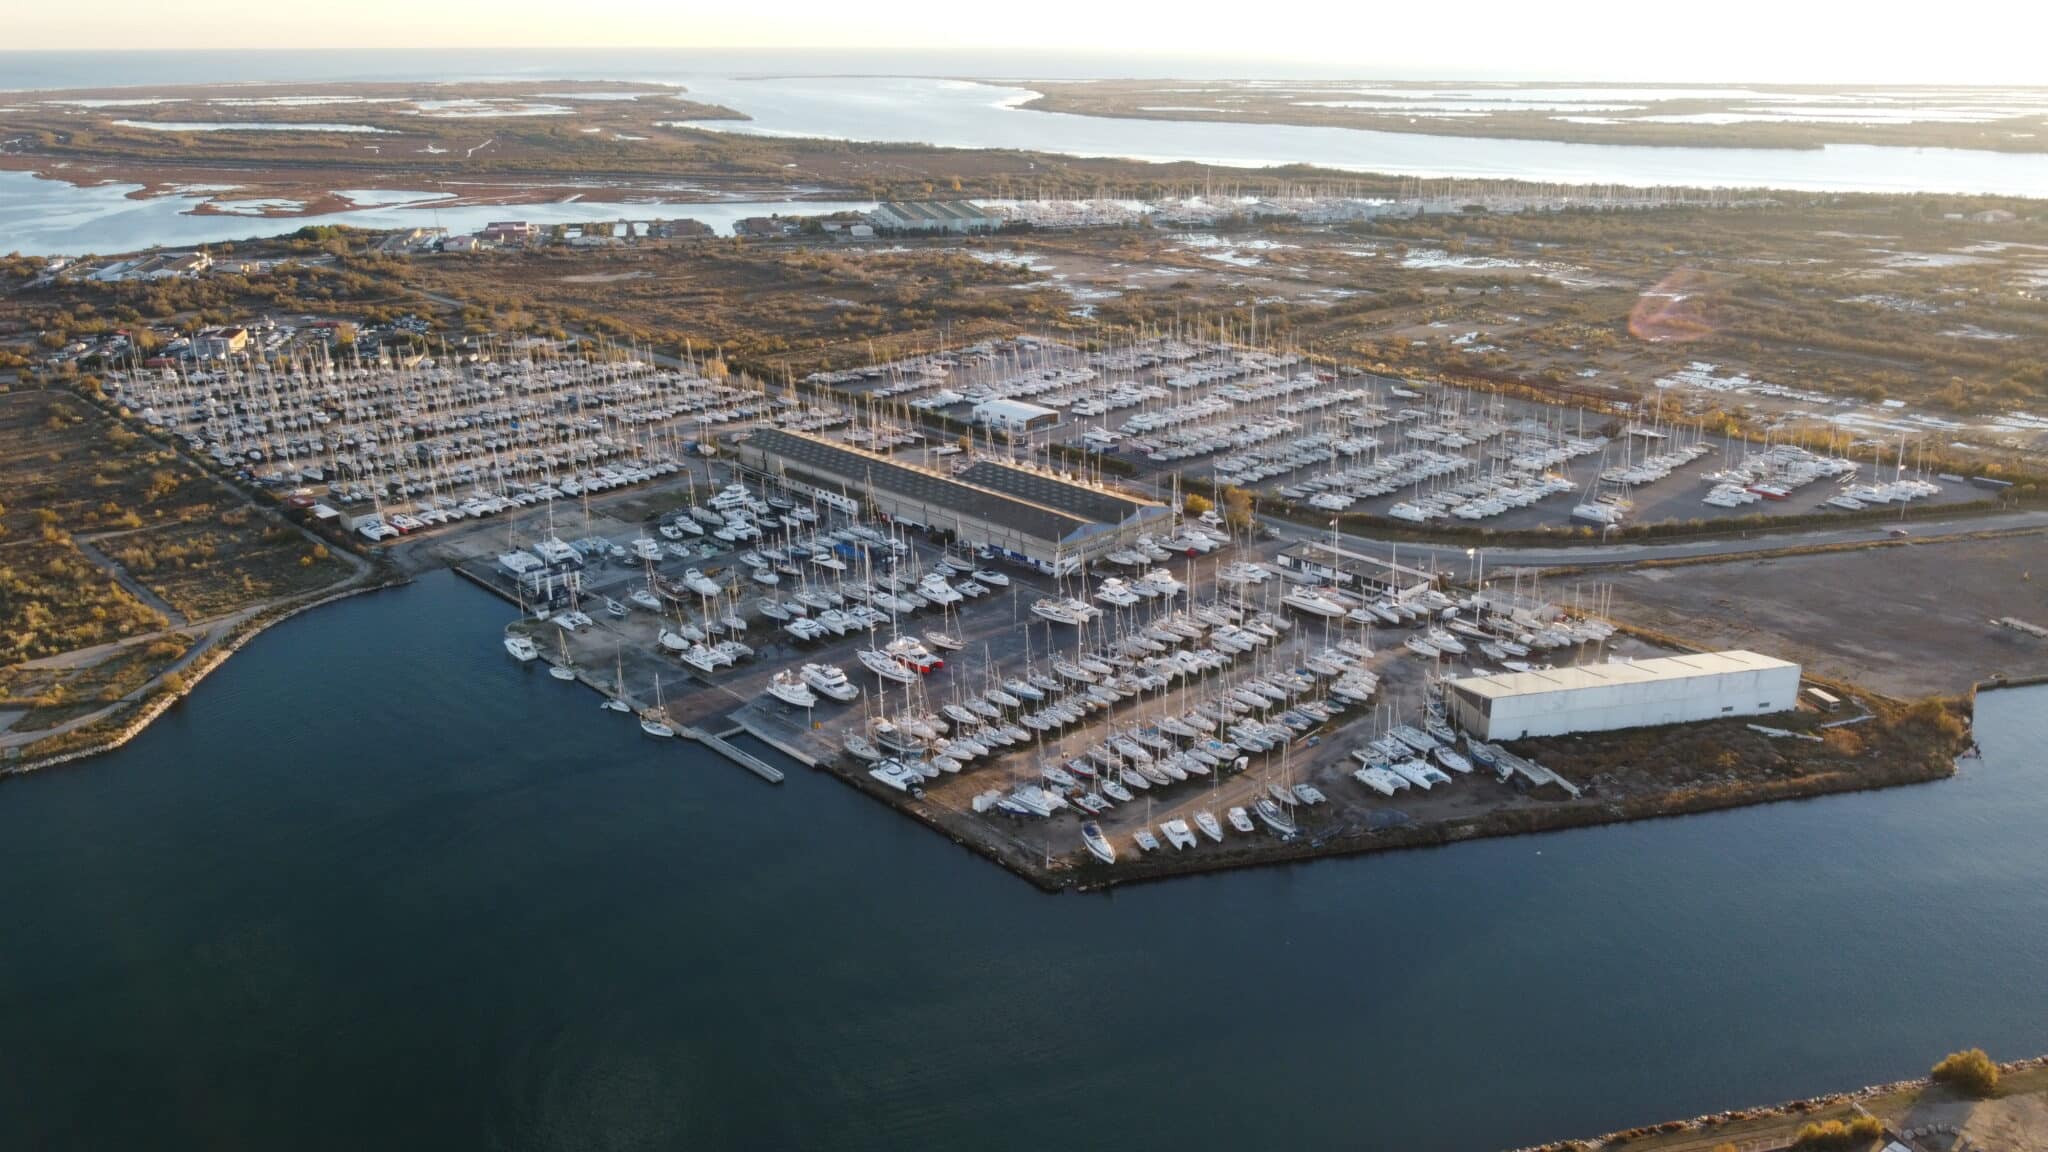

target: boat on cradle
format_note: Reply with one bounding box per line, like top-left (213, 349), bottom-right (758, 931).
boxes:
top-left (924, 631), bottom-right (965, 652)
top-left (1464, 737), bottom-right (1498, 769)
top-left (766, 670), bottom-right (819, 708)
top-left (1132, 827), bottom-right (1161, 854)
top-left (1081, 821), bottom-right (1117, 865)
top-left (843, 733), bottom-right (882, 761)
top-left (629, 588), bottom-right (664, 611)
top-left (1160, 819), bottom-right (1198, 850)
top-left (1254, 797), bottom-right (1298, 836)
top-left (604, 597), bottom-right (628, 619)
top-left (639, 675), bottom-right (677, 738)
top-left (1194, 810), bottom-right (1224, 841)
top-left (1433, 746), bottom-right (1473, 774)
top-left (802, 663), bottom-right (860, 702)
top-left (1030, 597), bottom-right (1096, 625)
top-left (858, 648), bottom-right (918, 684)
top-left (1281, 588), bottom-right (1349, 618)
top-left (504, 634), bottom-right (540, 662)
top-left (1227, 806), bottom-right (1256, 834)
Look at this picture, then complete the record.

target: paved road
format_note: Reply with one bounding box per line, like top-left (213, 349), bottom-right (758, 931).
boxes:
top-left (1260, 508), bottom-right (2048, 575)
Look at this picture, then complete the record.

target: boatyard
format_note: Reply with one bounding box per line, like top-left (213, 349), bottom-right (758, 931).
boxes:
top-left (801, 334), bottom-right (1986, 538)
top-left (38, 319), bottom-right (1992, 887)
top-left (377, 423), bottom-right (1971, 891)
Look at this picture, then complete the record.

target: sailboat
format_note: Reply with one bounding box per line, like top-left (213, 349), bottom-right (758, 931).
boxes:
top-left (548, 630), bottom-right (578, 681)
top-left (602, 653), bottom-right (632, 712)
top-left (639, 674), bottom-right (677, 739)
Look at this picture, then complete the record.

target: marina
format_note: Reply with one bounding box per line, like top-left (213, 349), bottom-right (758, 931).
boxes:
top-left (428, 434), bottom-right (1785, 889)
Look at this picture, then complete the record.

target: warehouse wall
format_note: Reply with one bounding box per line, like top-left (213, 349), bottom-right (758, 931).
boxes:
top-left (1456, 663), bottom-right (1801, 741)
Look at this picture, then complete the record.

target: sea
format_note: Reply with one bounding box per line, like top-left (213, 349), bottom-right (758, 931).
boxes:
top-left (4, 50), bottom-right (2048, 256)
top-left (1, 568), bottom-right (2043, 1150)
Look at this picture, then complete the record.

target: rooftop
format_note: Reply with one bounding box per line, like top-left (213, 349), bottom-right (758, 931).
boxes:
top-left (744, 429), bottom-right (1110, 546)
top-left (1450, 650), bottom-right (1797, 700)
top-left (956, 458), bottom-right (1164, 529)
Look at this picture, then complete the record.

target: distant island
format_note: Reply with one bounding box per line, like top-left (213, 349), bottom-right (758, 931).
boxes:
top-left (1017, 79), bottom-right (2048, 153)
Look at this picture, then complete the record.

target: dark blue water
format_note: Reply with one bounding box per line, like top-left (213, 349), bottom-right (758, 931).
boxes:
top-left (2, 569), bottom-right (2043, 1151)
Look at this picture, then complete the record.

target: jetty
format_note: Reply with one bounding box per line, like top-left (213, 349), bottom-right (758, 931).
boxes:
top-left (687, 725), bottom-right (786, 784)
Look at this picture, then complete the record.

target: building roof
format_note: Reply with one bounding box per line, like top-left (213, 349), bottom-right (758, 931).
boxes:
top-left (971, 398), bottom-right (1058, 420)
top-left (1450, 650), bottom-right (1797, 700)
top-left (874, 200), bottom-right (992, 224)
top-left (1280, 538), bottom-right (1434, 584)
top-left (956, 458), bottom-right (1164, 529)
top-left (744, 429), bottom-right (1102, 546)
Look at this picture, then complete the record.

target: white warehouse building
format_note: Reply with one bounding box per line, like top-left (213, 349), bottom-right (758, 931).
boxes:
top-left (971, 397), bottom-right (1060, 433)
top-left (1444, 650), bottom-right (1801, 741)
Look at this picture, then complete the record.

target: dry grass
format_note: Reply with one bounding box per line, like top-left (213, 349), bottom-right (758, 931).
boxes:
top-left (103, 513), bottom-right (348, 621)
top-left (0, 537), bottom-right (166, 663)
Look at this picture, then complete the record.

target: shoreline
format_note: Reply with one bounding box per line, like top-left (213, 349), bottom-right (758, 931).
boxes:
top-left (3, 571), bottom-right (407, 777)
top-left (798, 728), bottom-right (1962, 894)
top-left (1510, 1053), bottom-right (2048, 1152)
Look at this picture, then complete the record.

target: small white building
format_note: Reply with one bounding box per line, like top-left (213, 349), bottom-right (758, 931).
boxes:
top-left (1445, 650), bottom-right (1801, 741)
top-left (971, 398), bottom-right (1059, 433)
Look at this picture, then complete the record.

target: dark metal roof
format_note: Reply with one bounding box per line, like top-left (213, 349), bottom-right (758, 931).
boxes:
top-left (745, 429), bottom-right (1097, 545)
top-left (956, 459), bottom-right (1164, 528)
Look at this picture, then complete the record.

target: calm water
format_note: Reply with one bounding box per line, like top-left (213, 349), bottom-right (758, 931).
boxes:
top-left (1, 569), bottom-right (2044, 1150)
top-left (0, 171), bottom-right (873, 256)
top-left (680, 75), bottom-right (2048, 198)
top-left (7, 51), bottom-right (2048, 256)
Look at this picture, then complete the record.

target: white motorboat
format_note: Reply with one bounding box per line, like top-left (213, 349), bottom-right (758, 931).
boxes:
top-left (1227, 806), bottom-right (1256, 834)
top-left (766, 670), bottom-right (819, 708)
top-left (629, 588), bottom-right (663, 612)
top-left (802, 663), bottom-right (861, 702)
top-left (1194, 810), bottom-right (1224, 841)
top-left (682, 568), bottom-right (721, 597)
top-left (1081, 821), bottom-right (1117, 865)
top-left (503, 635), bottom-right (540, 662)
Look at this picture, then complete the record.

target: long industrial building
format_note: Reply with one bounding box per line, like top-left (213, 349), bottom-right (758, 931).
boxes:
top-left (1444, 650), bottom-right (1801, 741)
top-left (734, 428), bottom-right (1167, 572)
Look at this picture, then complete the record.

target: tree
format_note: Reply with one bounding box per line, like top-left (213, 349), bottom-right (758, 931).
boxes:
top-left (1220, 485), bottom-right (1255, 535)
top-left (1183, 492), bottom-right (1214, 517)
top-left (1931, 1048), bottom-right (1998, 1098)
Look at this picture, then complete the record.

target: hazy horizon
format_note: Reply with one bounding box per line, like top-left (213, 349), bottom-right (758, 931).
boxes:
top-left (7, 4), bottom-right (2048, 87)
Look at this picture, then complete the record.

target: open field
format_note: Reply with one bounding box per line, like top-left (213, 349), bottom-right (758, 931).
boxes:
top-left (0, 388), bottom-right (355, 743)
top-left (101, 514), bottom-right (348, 621)
top-left (1022, 79), bottom-right (2048, 154)
top-left (1598, 534), bottom-right (2048, 696)
top-left (0, 536), bottom-right (165, 663)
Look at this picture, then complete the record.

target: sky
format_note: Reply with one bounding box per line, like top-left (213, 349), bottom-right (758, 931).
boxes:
top-left (9, 1), bottom-right (2048, 85)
